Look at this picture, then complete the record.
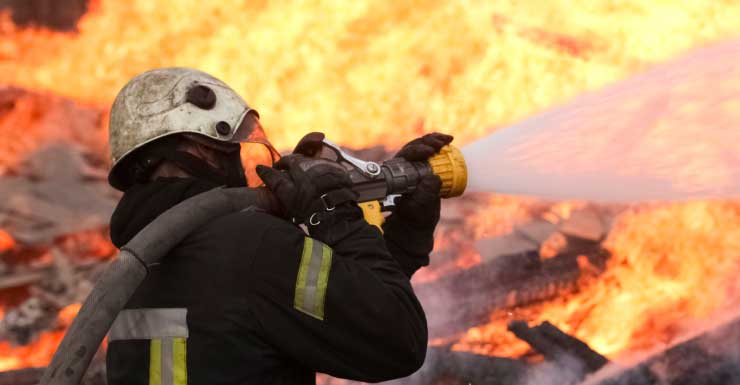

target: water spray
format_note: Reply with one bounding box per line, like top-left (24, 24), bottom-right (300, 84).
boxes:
top-left (461, 40), bottom-right (740, 203)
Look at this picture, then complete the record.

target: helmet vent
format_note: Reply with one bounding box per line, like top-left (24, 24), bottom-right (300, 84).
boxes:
top-left (186, 85), bottom-right (217, 109)
top-left (216, 121), bottom-right (232, 136)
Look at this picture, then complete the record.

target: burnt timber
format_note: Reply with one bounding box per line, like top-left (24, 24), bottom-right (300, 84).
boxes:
top-left (416, 236), bottom-right (610, 339)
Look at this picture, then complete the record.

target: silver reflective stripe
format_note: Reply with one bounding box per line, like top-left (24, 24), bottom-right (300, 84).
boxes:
top-left (160, 338), bottom-right (173, 385)
top-left (109, 308), bottom-right (188, 341)
top-left (301, 238), bottom-right (325, 313)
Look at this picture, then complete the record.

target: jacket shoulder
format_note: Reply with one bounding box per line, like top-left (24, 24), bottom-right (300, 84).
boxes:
top-left (196, 209), bottom-right (304, 245)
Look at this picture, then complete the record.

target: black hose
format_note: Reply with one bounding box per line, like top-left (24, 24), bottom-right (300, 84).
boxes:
top-left (40, 187), bottom-right (278, 385)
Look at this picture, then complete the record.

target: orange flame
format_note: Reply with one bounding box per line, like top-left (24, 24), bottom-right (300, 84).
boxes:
top-left (0, 230), bottom-right (15, 253)
top-left (2, 1), bottom-right (740, 150)
top-left (0, 303), bottom-right (80, 371)
top-left (0, 0), bottom-right (739, 372)
top-left (452, 201), bottom-right (740, 359)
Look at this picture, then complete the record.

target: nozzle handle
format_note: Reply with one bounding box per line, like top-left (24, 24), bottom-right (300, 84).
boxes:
top-left (348, 157), bottom-right (431, 203)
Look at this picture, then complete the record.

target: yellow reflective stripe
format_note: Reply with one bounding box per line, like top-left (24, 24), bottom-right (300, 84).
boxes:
top-left (149, 339), bottom-right (162, 385)
top-left (173, 337), bottom-right (187, 385)
top-left (294, 237), bottom-right (333, 320)
top-left (150, 338), bottom-right (187, 385)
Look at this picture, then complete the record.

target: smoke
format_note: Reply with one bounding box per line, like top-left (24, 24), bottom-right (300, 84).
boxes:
top-left (517, 355), bottom-right (588, 385)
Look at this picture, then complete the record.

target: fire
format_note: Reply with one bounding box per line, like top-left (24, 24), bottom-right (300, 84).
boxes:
top-left (0, 303), bottom-right (80, 371)
top-left (453, 200), bottom-right (740, 359)
top-left (1, 1), bottom-right (740, 150)
top-left (578, 202), bottom-right (740, 355)
top-left (0, 230), bottom-right (14, 253)
top-left (412, 194), bottom-right (540, 284)
top-left (57, 230), bottom-right (117, 260)
top-left (0, 88), bottom-right (104, 174)
top-left (0, 0), bottom-right (740, 377)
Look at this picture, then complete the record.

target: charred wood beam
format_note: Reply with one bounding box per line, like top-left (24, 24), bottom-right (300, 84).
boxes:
top-left (0, 261), bottom-right (98, 291)
top-left (508, 320), bottom-right (608, 374)
top-left (416, 238), bottom-right (610, 339)
top-left (387, 346), bottom-right (529, 385)
top-left (595, 316), bottom-right (740, 385)
top-left (0, 270), bottom-right (45, 291)
top-left (0, 367), bottom-right (44, 385)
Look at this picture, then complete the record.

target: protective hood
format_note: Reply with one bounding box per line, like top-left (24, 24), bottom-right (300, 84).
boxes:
top-left (110, 177), bottom-right (219, 247)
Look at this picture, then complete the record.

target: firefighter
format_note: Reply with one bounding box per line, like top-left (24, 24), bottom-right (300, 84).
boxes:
top-left (105, 67), bottom-right (452, 385)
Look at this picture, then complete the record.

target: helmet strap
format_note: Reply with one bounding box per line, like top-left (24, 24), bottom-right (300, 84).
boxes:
top-left (221, 149), bottom-right (249, 188)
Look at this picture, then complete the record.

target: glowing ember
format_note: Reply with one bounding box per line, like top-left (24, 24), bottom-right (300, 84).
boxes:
top-left (0, 230), bottom-right (14, 253)
top-left (58, 230), bottom-right (117, 260)
top-left (56, 303), bottom-right (81, 326)
top-left (0, 303), bottom-right (80, 371)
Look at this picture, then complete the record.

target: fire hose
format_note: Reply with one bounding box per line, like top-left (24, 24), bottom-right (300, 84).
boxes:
top-left (41, 141), bottom-right (468, 385)
top-left (40, 187), bottom-right (279, 385)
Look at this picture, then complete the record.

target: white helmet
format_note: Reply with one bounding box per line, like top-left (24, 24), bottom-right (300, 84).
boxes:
top-left (108, 67), bottom-right (276, 190)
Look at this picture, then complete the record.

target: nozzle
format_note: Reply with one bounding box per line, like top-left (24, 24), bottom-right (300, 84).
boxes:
top-left (428, 145), bottom-right (467, 198)
top-left (324, 140), bottom-right (467, 203)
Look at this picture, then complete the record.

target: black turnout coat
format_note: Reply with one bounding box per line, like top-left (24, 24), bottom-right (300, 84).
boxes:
top-left (106, 178), bottom-right (431, 385)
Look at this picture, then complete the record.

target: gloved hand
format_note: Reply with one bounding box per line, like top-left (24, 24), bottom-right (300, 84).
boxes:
top-left (395, 132), bottom-right (454, 162)
top-left (383, 133), bottom-right (453, 277)
top-left (288, 130), bottom-right (454, 228)
top-left (256, 154), bottom-right (359, 227)
top-left (291, 131), bottom-right (326, 157)
top-left (390, 133), bottom-right (453, 229)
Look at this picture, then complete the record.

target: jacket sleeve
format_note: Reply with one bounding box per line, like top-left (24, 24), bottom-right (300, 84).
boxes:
top-left (248, 210), bottom-right (428, 382)
top-left (382, 213), bottom-right (435, 278)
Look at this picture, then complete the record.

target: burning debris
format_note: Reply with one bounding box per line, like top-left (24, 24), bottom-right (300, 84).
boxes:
top-left (0, 2), bottom-right (739, 384)
top-left (417, 204), bottom-right (613, 340)
top-left (507, 321), bottom-right (608, 379)
top-left (0, 87), bottom-right (115, 373)
top-left (590, 315), bottom-right (740, 385)
top-left (0, 144), bottom-right (111, 381)
top-left (1, 145), bottom-right (117, 245)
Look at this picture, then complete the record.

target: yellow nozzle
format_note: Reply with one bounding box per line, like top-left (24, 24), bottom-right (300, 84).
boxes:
top-left (428, 145), bottom-right (467, 198)
top-left (358, 201), bottom-right (385, 231)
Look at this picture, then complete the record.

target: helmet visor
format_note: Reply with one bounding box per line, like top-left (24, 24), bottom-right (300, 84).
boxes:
top-left (233, 111), bottom-right (282, 187)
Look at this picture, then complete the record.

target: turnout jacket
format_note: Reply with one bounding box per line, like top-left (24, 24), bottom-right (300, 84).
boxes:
top-left (106, 178), bottom-right (430, 385)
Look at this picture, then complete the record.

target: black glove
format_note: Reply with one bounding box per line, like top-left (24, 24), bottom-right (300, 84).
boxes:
top-left (288, 130), bottom-right (453, 229)
top-left (256, 154), bottom-right (360, 235)
top-left (395, 132), bottom-right (454, 162)
top-left (291, 131), bottom-right (325, 157)
top-left (383, 133), bottom-right (453, 277)
top-left (390, 133), bottom-right (453, 229)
